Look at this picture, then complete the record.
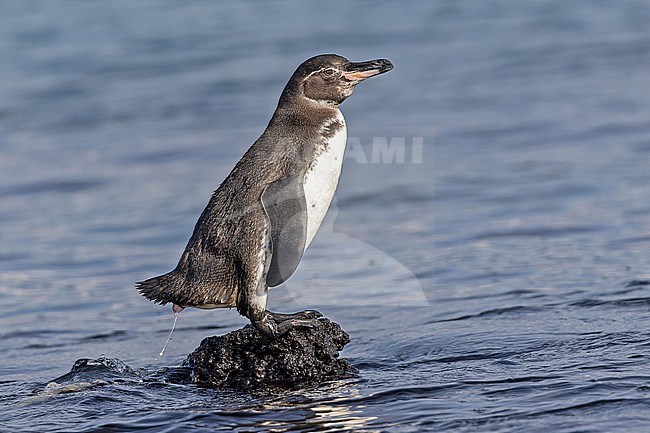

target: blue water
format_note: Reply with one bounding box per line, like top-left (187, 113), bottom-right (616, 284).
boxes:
top-left (2, 1), bottom-right (650, 431)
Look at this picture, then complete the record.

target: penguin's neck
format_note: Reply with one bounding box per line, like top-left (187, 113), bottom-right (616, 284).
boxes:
top-left (273, 94), bottom-right (341, 129)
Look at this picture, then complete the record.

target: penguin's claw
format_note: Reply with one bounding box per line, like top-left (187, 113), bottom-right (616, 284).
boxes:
top-left (266, 309), bottom-right (323, 322)
top-left (252, 310), bottom-right (323, 339)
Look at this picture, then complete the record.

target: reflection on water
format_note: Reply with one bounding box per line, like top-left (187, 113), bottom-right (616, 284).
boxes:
top-left (308, 403), bottom-right (378, 432)
top-left (253, 384), bottom-right (379, 433)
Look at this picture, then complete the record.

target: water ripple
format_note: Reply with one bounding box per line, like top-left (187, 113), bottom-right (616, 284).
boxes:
top-left (0, 178), bottom-right (107, 196)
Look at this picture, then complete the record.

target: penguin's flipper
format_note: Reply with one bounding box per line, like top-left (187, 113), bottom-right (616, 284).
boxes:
top-left (261, 174), bottom-right (308, 287)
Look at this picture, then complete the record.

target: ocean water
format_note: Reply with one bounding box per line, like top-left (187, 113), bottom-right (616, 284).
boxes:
top-left (2, 1), bottom-right (650, 431)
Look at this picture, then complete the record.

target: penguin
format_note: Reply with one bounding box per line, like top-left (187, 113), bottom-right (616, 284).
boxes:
top-left (137, 54), bottom-right (393, 338)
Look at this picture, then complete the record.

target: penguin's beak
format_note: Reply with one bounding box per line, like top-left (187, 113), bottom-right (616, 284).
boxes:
top-left (342, 59), bottom-right (394, 82)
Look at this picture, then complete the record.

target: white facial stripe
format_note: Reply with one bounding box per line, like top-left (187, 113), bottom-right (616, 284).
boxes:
top-left (305, 67), bottom-right (341, 79)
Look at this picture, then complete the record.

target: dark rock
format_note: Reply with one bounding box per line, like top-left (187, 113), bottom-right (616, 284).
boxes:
top-left (185, 317), bottom-right (357, 391)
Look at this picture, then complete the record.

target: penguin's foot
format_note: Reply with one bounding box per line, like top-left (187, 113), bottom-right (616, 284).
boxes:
top-left (251, 310), bottom-right (323, 339)
top-left (266, 309), bottom-right (323, 322)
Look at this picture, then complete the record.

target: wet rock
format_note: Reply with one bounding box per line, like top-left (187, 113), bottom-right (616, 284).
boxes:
top-left (185, 317), bottom-right (357, 390)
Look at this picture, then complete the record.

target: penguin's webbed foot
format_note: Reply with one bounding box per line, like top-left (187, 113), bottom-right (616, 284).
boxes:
top-left (267, 309), bottom-right (323, 322)
top-left (251, 310), bottom-right (323, 339)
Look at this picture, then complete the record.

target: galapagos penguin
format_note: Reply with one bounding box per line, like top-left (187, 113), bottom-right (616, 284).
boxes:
top-left (137, 54), bottom-right (393, 338)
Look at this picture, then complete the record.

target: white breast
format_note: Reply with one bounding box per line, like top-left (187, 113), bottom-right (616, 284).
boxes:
top-left (303, 111), bottom-right (347, 249)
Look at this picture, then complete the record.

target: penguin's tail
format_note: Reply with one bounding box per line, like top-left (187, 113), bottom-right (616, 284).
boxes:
top-left (136, 272), bottom-right (180, 306)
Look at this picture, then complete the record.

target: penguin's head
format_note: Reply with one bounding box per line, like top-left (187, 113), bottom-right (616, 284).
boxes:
top-left (281, 54), bottom-right (393, 107)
